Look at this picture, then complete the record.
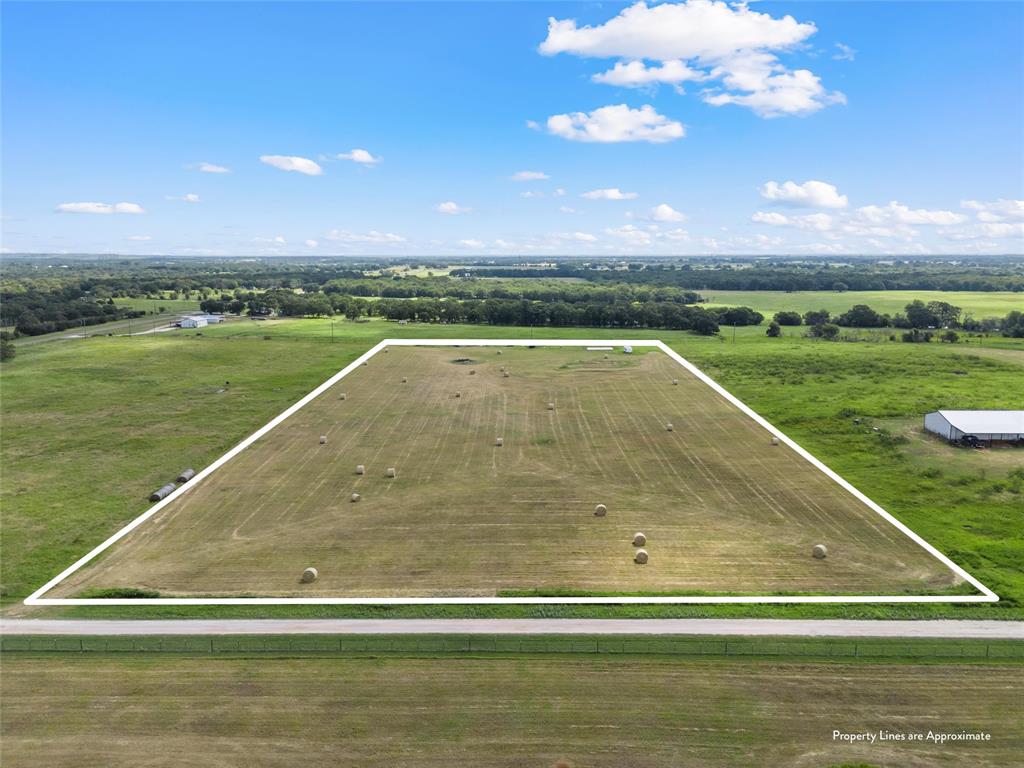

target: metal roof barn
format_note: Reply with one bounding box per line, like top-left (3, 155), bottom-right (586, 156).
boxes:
top-left (924, 410), bottom-right (1024, 443)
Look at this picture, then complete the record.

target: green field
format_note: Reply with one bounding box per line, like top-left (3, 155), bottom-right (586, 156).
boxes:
top-left (2, 318), bottom-right (1021, 617)
top-left (48, 345), bottom-right (961, 599)
top-left (3, 648), bottom-right (1021, 767)
top-left (701, 290), bottom-right (1022, 319)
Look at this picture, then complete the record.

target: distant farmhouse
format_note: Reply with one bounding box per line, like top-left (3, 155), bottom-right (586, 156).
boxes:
top-left (179, 314), bottom-right (224, 329)
top-left (924, 410), bottom-right (1024, 446)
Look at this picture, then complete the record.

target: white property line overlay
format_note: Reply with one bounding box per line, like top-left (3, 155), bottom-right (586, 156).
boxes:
top-left (26, 338), bottom-right (997, 606)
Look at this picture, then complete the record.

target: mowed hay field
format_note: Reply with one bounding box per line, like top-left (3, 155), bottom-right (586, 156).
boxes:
top-left (3, 654), bottom-right (1022, 767)
top-left (52, 344), bottom-right (961, 598)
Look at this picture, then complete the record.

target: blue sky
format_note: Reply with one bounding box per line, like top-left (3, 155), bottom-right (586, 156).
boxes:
top-left (2, 1), bottom-right (1022, 257)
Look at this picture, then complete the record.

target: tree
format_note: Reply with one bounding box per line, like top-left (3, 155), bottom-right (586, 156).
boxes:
top-left (809, 323), bottom-right (840, 340)
top-left (773, 311), bottom-right (802, 326)
top-left (0, 339), bottom-right (15, 362)
top-left (940, 330), bottom-right (959, 343)
top-left (803, 309), bottom-right (831, 326)
top-left (766, 321), bottom-right (781, 337)
top-left (902, 328), bottom-right (933, 343)
top-left (1001, 311), bottom-right (1024, 338)
top-left (926, 301), bottom-right (962, 328)
top-left (833, 282), bottom-right (848, 292)
top-left (836, 304), bottom-right (887, 327)
top-left (904, 300), bottom-right (939, 329)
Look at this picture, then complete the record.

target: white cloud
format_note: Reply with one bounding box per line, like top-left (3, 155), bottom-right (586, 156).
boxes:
top-left (961, 199), bottom-right (1024, 223)
top-left (526, 120), bottom-right (542, 131)
top-left (540, 1), bottom-right (844, 119)
top-left (553, 188), bottom-right (567, 197)
top-left (458, 238), bottom-right (485, 248)
top-left (604, 224), bottom-right (652, 244)
top-left (662, 228), bottom-right (690, 241)
top-left (940, 222), bottom-right (1024, 241)
top-left (196, 162), bottom-right (230, 174)
top-left (521, 190), bottom-right (544, 199)
top-left (326, 229), bottom-right (406, 243)
top-left (551, 231), bottom-right (598, 242)
top-left (337, 149), bottom-right (381, 165)
top-left (649, 203), bottom-right (686, 222)
top-left (833, 42), bottom-right (856, 61)
top-left (436, 201), bottom-right (471, 215)
top-left (56, 202), bottom-right (145, 215)
top-left (592, 59), bottom-right (704, 89)
top-left (274, 235), bottom-right (286, 244)
top-left (856, 202), bottom-right (966, 226)
top-left (760, 180), bottom-right (848, 208)
top-left (752, 211), bottom-right (790, 226)
top-left (260, 155), bottom-right (324, 176)
top-left (559, 206), bottom-right (578, 214)
top-left (510, 171), bottom-right (550, 181)
top-left (582, 187), bottom-right (638, 200)
top-left (166, 193), bottom-right (200, 203)
top-left (126, 235), bottom-right (152, 241)
top-left (546, 104), bottom-right (684, 143)
top-left (305, 239), bottom-right (319, 248)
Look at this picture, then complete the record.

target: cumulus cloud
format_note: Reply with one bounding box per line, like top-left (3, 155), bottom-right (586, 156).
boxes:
top-left (961, 199), bottom-right (1024, 222)
top-left (260, 155), bottom-right (323, 176)
top-left (604, 224), bottom-right (653, 245)
top-left (305, 239), bottom-right (319, 248)
top-left (540, 1), bottom-right (844, 118)
top-left (559, 206), bottom-right (578, 214)
top-left (553, 188), bottom-right (567, 197)
top-left (166, 193), bottom-right (200, 203)
top-left (510, 171), bottom-right (550, 181)
top-left (56, 202), bottom-right (145, 215)
top-left (752, 210), bottom-right (832, 231)
top-left (582, 187), bottom-right (638, 200)
top-left (751, 211), bottom-right (790, 226)
top-left (592, 60), bottom-right (704, 89)
top-left (337, 149), bottom-right (381, 165)
top-left (196, 162), bottom-right (230, 174)
top-left (546, 104), bottom-right (684, 143)
top-left (436, 201), bottom-right (471, 214)
top-left (458, 238), bottom-right (486, 248)
top-left (326, 229), bottom-right (406, 243)
top-left (760, 180), bottom-right (848, 208)
top-left (649, 203), bottom-right (686, 222)
top-left (551, 231), bottom-right (599, 242)
top-left (855, 202), bottom-right (966, 226)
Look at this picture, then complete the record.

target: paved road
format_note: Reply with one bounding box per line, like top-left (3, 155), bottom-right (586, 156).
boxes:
top-left (2, 619), bottom-right (1021, 639)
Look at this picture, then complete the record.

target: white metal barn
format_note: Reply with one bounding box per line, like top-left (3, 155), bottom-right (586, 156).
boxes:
top-left (923, 410), bottom-right (1024, 443)
top-left (180, 316), bottom-right (208, 329)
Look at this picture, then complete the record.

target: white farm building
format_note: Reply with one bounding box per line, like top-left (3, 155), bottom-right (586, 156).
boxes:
top-left (924, 410), bottom-right (1024, 444)
top-left (179, 316), bottom-right (208, 329)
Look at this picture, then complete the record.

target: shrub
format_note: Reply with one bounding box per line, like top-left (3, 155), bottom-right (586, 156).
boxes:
top-left (773, 311), bottom-right (802, 326)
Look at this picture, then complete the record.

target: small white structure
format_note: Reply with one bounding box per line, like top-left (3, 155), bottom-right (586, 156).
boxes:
top-left (924, 410), bottom-right (1024, 443)
top-left (199, 314), bottom-right (225, 324)
top-left (180, 316), bottom-right (208, 329)
top-left (623, 345), bottom-right (633, 354)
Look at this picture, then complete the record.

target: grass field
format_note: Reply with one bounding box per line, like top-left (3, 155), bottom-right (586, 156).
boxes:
top-left (3, 650), bottom-right (1021, 767)
top-left (701, 290), bottom-right (1023, 319)
top-left (2, 318), bottom-right (1021, 617)
top-left (47, 344), bottom-right (961, 599)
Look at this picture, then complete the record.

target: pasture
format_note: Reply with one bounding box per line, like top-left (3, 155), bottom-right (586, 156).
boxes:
top-left (2, 650), bottom-right (1021, 767)
top-left (2, 319), bottom-right (1021, 617)
top-left (700, 289), bottom-right (1023, 319)
top-left (48, 343), bottom-right (961, 599)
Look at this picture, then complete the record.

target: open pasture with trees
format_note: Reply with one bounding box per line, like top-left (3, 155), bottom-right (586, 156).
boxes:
top-left (45, 344), bottom-right (963, 600)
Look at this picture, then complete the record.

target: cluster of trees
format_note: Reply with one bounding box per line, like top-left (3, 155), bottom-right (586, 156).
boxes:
top-left (771, 301), bottom-right (965, 331)
top-left (0, 288), bottom-right (144, 336)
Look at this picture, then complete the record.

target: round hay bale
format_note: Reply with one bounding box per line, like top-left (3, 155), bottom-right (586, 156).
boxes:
top-left (301, 567), bottom-right (318, 583)
top-left (339, 393), bottom-right (347, 400)
top-left (496, 350), bottom-right (502, 355)
top-left (176, 468), bottom-right (196, 483)
top-left (386, 467), bottom-right (397, 478)
top-left (594, 503), bottom-right (607, 517)
top-left (355, 464), bottom-right (365, 475)
top-left (770, 436), bottom-right (780, 445)
top-left (547, 402), bottom-right (554, 410)
top-left (320, 435), bottom-right (327, 444)
top-left (603, 354), bottom-right (609, 360)
top-left (813, 544), bottom-right (828, 559)
top-left (402, 377), bottom-right (408, 383)
top-left (503, 371), bottom-right (510, 378)
top-left (634, 549), bottom-right (648, 565)
top-left (495, 437), bottom-right (504, 447)
top-left (455, 391), bottom-right (462, 398)
top-left (666, 423), bottom-right (673, 432)
top-left (632, 532), bottom-right (646, 547)
top-left (350, 493), bottom-right (361, 502)
top-left (362, 361), bottom-right (368, 366)
top-left (383, 348), bottom-right (389, 353)
top-left (672, 379), bottom-right (679, 386)
top-left (499, 366), bottom-right (505, 372)
top-left (469, 369), bottom-right (476, 375)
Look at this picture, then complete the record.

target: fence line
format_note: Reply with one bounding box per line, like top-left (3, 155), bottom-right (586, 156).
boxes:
top-left (3, 635), bottom-right (1022, 660)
